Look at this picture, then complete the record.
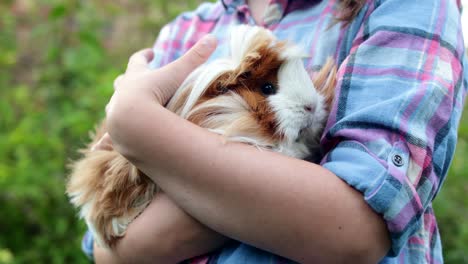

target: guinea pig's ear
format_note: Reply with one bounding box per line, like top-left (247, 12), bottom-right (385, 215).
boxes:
top-left (313, 58), bottom-right (337, 110)
top-left (238, 70), bottom-right (252, 80)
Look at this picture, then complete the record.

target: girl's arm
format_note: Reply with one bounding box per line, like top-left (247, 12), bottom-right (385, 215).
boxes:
top-left (106, 36), bottom-right (391, 264)
top-left (90, 134), bottom-right (229, 263)
top-left (94, 193), bottom-right (228, 264)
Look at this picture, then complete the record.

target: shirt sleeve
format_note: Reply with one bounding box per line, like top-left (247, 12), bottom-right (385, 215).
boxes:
top-left (320, 0), bottom-right (467, 256)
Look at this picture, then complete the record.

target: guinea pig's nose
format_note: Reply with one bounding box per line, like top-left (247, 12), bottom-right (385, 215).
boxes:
top-left (304, 105), bottom-right (315, 112)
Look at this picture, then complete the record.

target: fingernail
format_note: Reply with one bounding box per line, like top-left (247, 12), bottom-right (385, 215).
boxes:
top-left (200, 34), bottom-right (217, 49)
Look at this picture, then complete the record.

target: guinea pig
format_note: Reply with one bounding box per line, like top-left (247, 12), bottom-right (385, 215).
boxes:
top-left (66, 25), bottom-right (336, 248)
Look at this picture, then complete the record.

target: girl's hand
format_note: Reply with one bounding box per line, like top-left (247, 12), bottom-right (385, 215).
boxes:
top-left (90, 33), bottom-right (217, 155)
top-left (107, 34), bottom-right (217, 110)
top-left (105, 34), bottom-right (216, 156)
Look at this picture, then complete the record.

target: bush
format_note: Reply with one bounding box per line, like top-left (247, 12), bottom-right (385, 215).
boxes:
top-left (0, 1), bottom-right (203, 263)
top-left (433, 111), bottom-right (468, 263)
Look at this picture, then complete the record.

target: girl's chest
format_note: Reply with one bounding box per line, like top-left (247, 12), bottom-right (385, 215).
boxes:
top-left (206, 1), bottom-right (344, 70)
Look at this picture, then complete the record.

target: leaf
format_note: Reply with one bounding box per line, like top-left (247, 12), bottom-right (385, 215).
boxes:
top-left (49, 5), bottom-right (67, 19)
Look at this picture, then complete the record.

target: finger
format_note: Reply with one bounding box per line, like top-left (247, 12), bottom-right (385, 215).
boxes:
top-left (126, 48), bottom-right (154, 73)
top-left (105, 93), bottom-right (117, 115)
top-left (159, 34), bottom-right (217, 87)
top-left (113, 74), bottom-right (124, 90)
top-left (91, 133), bottom-right (113, 151)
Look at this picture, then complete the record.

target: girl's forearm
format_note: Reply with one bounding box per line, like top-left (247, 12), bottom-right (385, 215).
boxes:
top-left (95, 193), bottom-right (228, 264)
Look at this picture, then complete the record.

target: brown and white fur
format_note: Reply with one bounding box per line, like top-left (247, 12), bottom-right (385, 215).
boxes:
top-left (66, 25), bottom-right (336, 248)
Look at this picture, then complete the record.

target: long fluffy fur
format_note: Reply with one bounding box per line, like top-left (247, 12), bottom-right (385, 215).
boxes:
top-left (67, 25), bottom-right (337, 248)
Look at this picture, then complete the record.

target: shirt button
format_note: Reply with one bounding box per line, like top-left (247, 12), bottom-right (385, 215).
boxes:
top-left (392, 154), bottom-right (404, 167)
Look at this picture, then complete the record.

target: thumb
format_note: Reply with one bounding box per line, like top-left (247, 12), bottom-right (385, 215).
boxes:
top-left (160, 34), bottom-right (217, 87)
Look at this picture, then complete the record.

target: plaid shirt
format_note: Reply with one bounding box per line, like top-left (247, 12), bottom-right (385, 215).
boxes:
top-left (84, 0), bottom-right (467, 263)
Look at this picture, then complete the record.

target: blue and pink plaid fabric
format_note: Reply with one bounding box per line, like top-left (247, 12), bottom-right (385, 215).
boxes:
top-left (84, 0), bottom-right (467, 263)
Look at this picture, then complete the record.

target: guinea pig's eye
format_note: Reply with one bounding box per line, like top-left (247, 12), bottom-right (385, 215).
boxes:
top-left (217, 85), bottom-right (228, 94)
top-left (261, 82), bottom-right (276, 96)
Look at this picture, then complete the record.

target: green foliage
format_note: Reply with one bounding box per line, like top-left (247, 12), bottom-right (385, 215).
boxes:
top-left (0, 1), bottom-right (203, 263)
top-left (433, 110), bottom-right (468, 263)
top-left (0, 1), bottom-right (466, 263)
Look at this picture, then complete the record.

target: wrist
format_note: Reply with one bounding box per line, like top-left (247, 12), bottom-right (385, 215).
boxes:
top-left (106, 89), bottom-right (164, 159)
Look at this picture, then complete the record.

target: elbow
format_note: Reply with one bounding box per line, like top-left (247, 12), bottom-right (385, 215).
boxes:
top-left (344, 194), bottom-right (391, 263)
top-left (300, 244), bottom-right (389, 264)
top-left (345, 240), bottom-right (390, 264)
top-left (343, 223), bottom-right (391, 264)
top-left (300, 241), bottom-right (389, 264)
top-left (300, 210), bottom-right (391, 263)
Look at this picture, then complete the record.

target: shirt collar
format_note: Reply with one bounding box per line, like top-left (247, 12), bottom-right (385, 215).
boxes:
top-left (221, 0), bottom-right (290, 25)
top-left (221, 0), bottom-right (244, 10)
top-left (221, 0), bottom-right (319, 25)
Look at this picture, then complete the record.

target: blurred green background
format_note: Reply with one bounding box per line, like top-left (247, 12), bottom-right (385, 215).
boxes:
top-left (0, 1), bottom-right (466, 263)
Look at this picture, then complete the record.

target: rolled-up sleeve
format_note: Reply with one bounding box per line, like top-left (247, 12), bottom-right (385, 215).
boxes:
top-left (321, 0), bottom-right (467, 257)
